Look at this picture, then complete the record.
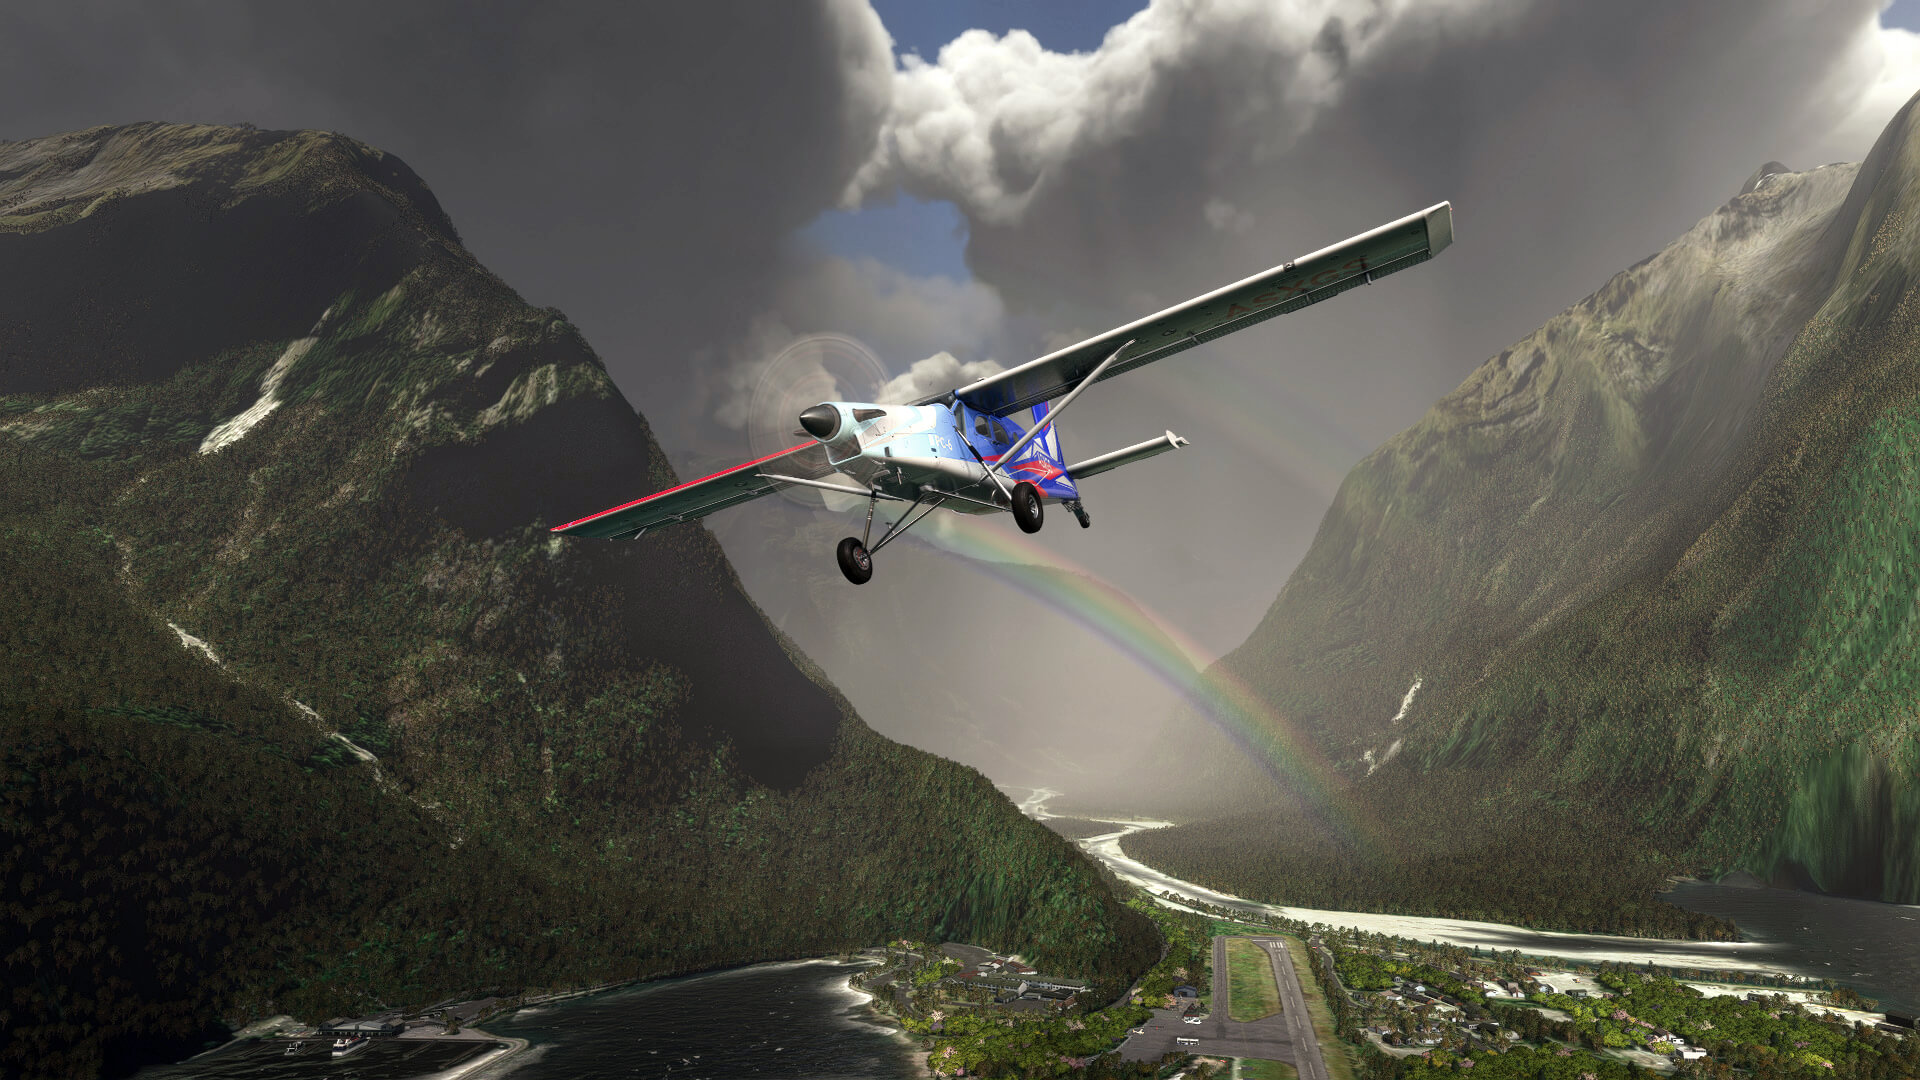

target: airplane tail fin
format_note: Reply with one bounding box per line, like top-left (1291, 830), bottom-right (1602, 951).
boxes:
top-left (1014, 402), bottom-right (1078, 499)
top-left (1028, 403), bottom-right (1064, 465)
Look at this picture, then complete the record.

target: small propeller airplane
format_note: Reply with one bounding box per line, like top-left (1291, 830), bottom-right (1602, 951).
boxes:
top-left (554, 202), bottom-right (1453, 584)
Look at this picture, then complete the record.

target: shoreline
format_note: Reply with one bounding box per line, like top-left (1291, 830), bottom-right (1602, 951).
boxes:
top-left (418, 1030), bottom-right (529, 1080)
top-left (842, 966), bottom-right (936, 1079)
top-left (171, 955), bottom-right (896, 1079)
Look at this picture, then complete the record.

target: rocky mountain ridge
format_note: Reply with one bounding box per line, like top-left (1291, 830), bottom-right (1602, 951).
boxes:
top-left (1116, 92), bottom-right (1920, 918)
top-left (0, 123), bottom-right (1154, 1078)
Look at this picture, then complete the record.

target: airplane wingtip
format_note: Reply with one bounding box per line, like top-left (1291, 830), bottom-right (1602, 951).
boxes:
top-left (1425, 201), bottom-right (1454, 257)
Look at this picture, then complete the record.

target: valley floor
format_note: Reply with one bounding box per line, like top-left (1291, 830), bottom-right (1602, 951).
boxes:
top-left (1007, 790), bottom-right (1806, 980)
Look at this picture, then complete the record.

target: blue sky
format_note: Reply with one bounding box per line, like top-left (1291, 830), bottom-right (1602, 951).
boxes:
top-left (870, 0), bottom-right (1144, 58)
top-left (797, 196), bottom-right (972, 280)
top-left (1889, 0), bottom-right (1920, 30)
top-left (798, 1), bottom-right (1146, 281)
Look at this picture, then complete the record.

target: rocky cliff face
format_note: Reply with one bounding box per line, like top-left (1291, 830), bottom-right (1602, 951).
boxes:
top-left (0, 124), bottom-right (1153, 1078)
top-left (1231, 154), bottom-right (1861, 769)
top-left (1126, 93), bottom-right (1920, 913)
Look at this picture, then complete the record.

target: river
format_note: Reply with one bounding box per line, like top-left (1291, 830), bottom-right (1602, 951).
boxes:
top-left (1007, 786), bottom-right (1920, 1016)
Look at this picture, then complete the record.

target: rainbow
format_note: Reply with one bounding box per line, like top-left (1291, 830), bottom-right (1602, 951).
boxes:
top-left (910, 512), bottom-right (1387, 855)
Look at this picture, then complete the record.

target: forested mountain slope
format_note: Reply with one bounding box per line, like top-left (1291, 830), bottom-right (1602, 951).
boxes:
top-left (1123, 92), bottom-right (1920, 922)
top-left (0, 123), bottom-right (1154, 1079)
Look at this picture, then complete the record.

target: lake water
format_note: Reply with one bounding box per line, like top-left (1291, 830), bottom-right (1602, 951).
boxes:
top-left (486, 959), bottom-right (922, 1079)
top-left (1662, 880), bottom-right (1920, 1016)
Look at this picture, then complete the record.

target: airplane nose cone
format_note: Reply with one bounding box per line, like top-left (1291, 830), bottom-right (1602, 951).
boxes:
top-left (799, 403), bottom-right (840, 441)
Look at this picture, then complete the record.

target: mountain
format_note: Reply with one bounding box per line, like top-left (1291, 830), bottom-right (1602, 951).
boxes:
top-left (1118, 93), bottom-right (1920, 924)
top-left (0, 123), bottom-right (1155, 1078)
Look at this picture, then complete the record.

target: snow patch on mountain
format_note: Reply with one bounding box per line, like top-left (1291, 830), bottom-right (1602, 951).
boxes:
top-left (1363, 738), bottom-right (1404, 777)
top-left (168, 621), bottom-right (221, 664)
top-left (1391, 677), bottom-right (1422, 723)
top-left (329, 731), bottom-right (379, 764)
top-left (199, 336), bottom-right (316, 454)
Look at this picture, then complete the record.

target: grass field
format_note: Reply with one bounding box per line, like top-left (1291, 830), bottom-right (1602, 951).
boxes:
top-left (1278, 936), bottom-right (1357, 1080)
top-left (1226, 938), bottom-right (1282, 1021)
top-left (1238, 1058), bottom-right (1299, 1080)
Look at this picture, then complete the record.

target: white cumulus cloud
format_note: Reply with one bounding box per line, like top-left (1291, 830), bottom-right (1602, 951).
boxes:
top-left (877, 350), bottom-right (1005, 404)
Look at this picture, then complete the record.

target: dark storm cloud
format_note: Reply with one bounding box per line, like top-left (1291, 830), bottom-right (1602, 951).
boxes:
top-left (837, 0), bottom-right (1914, 647)
top-left (0, 1), bottom-right (893, 444)
top-left (855, 0), bottom-right (1898, 393)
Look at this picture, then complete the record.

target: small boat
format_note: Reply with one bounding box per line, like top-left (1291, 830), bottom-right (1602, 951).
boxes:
top-left (331, 1036), bottom-right (369, 1057)
top-left (284, 1041), bottom-right (303, 1056)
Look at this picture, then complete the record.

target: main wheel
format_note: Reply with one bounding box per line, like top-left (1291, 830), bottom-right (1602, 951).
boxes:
top-left (1011, 481), bottom-right (1044, 534)
top-left (836, 536), bottom-right (874, 584)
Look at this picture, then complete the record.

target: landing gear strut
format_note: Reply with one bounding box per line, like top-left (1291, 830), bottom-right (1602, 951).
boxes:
top-left (1011, 481), bottom-right (1044, 534)
top-left (835, 487), bottom-right (945, 584)
top-left (1064, 498), bottom-right (1091, 529)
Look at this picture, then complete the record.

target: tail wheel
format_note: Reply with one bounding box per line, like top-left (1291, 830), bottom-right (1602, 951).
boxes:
top-left (1011, 482), bottom-right (1044, 534)
top-left (836, 536), bottom-right (874, 584)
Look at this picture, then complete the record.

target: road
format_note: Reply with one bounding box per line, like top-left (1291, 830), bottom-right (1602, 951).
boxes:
top-left (1253, 936), bottom-right (1331, 1080)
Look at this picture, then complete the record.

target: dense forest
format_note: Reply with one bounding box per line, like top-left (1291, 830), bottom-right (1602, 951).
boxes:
top-left (1301, 926), bottom-right (1920, 1080)
top-left (0, 123), bottom-right (1156, 1078)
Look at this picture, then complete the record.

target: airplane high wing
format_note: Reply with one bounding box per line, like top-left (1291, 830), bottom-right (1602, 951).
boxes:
top-left (553, 201), bottom-right (1453, 581)
top-left (551, 442), bottom-right (836, 538)
top-left (921, 202), bottom-right (1453, 416)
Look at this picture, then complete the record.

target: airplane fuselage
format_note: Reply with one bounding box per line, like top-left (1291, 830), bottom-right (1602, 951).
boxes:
top-left (803, 400), bottom-right (1079, 512)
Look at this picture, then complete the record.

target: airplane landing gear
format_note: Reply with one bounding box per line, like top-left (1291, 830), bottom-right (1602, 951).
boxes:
top-left (1011, 482), bottom-right (1044, 534)
top-left (1065, 498), bottom-right (1091, 529)
top-left (835, 488), bottom-right (948, 583)
top-left (836, 537), bottom-right (873, 585)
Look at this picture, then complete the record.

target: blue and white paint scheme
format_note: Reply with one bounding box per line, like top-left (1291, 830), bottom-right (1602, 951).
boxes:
top-left (555, 202), bottom-right (1454, 584)
top-left (795, 399), bottom-right (1082, 514)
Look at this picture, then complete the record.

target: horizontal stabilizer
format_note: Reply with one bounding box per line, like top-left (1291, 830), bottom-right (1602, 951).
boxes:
top-left (1066, 431), bottom-right (1189, 481)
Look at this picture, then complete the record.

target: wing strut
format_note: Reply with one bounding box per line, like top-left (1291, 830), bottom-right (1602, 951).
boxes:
top-left (962, 438), bottom-right (1014, 502)
top-left (758, 473), bottom-right (911, 502)
top-left (987, 338), bottom-right (1134, 484)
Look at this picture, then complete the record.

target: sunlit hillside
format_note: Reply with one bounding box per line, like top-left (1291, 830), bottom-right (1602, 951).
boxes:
top-left (1118, 92), bottom-right (1920, 925)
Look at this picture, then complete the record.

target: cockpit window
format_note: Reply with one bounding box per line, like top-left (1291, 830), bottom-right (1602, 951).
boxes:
top-left (974, 414), bottom-right (990, 438)
top-left (991, 419), bottom-right (1009, 444)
